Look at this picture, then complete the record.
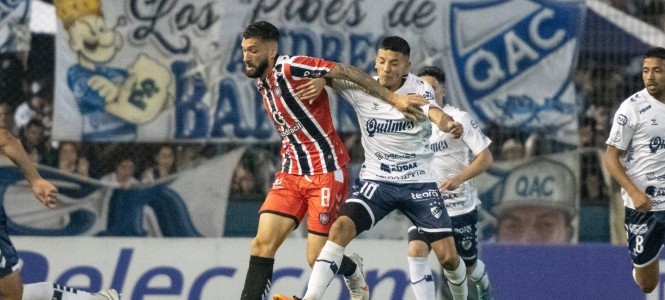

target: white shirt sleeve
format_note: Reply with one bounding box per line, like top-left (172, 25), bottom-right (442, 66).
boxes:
top-left (606, 101), bottom-right (637, 150)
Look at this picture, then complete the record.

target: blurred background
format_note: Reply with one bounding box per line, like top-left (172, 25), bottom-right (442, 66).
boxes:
top-left (1, 0), bottom-right (663, 299)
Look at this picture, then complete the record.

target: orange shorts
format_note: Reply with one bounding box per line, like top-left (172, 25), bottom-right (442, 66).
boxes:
top-left (260, 167), bottom-right (349, 235)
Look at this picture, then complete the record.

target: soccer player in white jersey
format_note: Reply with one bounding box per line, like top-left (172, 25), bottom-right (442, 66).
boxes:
top-left (605, 47), bottom-right (665, 294)
top-left (275, 36), bottom-right (468, 300)
top-left (0, 127), bottom-right (120, 300)
top-left (406, 66), bottom-right (494, 300)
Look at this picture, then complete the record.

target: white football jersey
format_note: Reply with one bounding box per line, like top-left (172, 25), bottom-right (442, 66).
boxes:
top-left (430, 105), bottom-right (492, 216)
top-left (607, 89), bottom-right (665, 211)
top-left (333, 73), bottom-right (438, 183)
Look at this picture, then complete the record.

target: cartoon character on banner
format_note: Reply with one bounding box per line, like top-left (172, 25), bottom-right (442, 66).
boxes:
top-left (56, 0), bottom-right (173, 141)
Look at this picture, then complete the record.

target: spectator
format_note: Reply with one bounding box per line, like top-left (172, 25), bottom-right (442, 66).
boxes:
top-left (56, 141), bottom-right (89, 178)
top-left (499, 138), bottom-right (525, 160)
top-left (230, 163), bottom-right (258, 198)
top-left (493, 159), bottom-right (576, 244)
top-left (176, 144), bottom-right (202, 171)
top-left (19, 118), bottom-right (48, 163)
top-left (13, 88), bottom-right (45, 132)
top-left (100, 157), bottom-right (140, 188)
top-left (141, 144), bottom-right (176, 184)
top-left (578, 117), bottom-right (597, 149)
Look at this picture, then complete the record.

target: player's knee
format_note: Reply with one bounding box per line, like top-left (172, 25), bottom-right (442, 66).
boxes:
top-left (329, 216), bottom-right (356, 244)
top-left (250, 236), bottom-right (279, 256)
top-left (440, 255), bottom-right (460, 270)
top-left (408, 240), bottom-right (430, 258)
top-left (636, 278), bottom-right (658, 293)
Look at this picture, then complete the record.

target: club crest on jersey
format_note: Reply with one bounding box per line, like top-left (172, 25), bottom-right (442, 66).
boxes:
top-left (442, 0), bottom-right (583, 132)
top-left (319, 213), bottom-right (330, 225)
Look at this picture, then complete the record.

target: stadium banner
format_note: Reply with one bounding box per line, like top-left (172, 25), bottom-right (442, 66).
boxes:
top-left (0, 147), bottom-right (245, 237)
top-left (52, 0), bottom-right (585, 143)
top-left (13, 237), bottom-right (645, 300)
top-left (441, 0), bottom-right (586, 148)
top-left (0, 0), bottom-right (30, 53)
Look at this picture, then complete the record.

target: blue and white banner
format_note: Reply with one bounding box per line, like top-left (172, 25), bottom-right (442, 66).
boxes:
top-left (441, 0), bottom-right (585, 147)
top-left (0, 0), bottom-right (30, 53)
top-left (0, 147), bottom-right (245, 237)
top-left (53, 0), bottom-right (585, 142)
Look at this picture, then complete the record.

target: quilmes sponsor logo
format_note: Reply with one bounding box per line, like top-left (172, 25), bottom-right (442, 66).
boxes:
top-left (380, 162), bottom-right (418, 173)
top-left (446, 1), bottom-right (583, 129)
top-left (366, 119), bottom-right (414, 137)
top-left (628, 224), bottom-right (647, 235)
top-left (649, 137), bottom-right (665, 153)
top-left (616, 114), bottom-right (627, 125)
top-left (374, 152), bottom-right (416, 160)
top-left (430, 140), bottom-right (449, 152)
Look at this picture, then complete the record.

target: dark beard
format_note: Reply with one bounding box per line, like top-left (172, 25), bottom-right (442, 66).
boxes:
top-left (244, 59), bottom-right (270, 78)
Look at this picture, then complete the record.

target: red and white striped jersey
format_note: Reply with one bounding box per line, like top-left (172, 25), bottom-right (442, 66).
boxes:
top-left (255, 55), bottom-right (349, 175)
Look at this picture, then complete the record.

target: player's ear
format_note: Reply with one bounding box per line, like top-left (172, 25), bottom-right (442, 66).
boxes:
top-left (268, 41), bottom-right (278, 58)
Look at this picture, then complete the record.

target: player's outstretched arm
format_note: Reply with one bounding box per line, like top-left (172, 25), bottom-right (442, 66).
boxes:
top-left (326, 63), bottom-right (427, 121)
top-left (604, 145), bottom-right (651, 212)
top-left (0, 128), bottom-right (57, 208)
top-left (428, 107), bottom-right (463, 138)
top-left (440, 148), bottom-right (493, 192)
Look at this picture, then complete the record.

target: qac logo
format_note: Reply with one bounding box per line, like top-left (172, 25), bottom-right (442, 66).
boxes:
top-left (444, 0), bottom-right (584, 131)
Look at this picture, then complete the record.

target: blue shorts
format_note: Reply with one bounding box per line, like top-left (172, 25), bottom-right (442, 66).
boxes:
top-left (625, 207), bottom-right (665, 267)
top-left (409, 209), bottom-right (479, 266)
top-left (342, 179), bottom-right (453, 241)
top-left (0, 206), bottom-right (19, 277)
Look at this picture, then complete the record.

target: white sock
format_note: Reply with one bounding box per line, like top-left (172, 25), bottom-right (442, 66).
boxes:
top-left (304, 241), bottom-right (345, 300)
top-left (469, 260), bottom-right (491, 293)
top-left (443, 256), bottom-right (468, 300)
top-left (408, 257), bottom-right (435, 300)
top-left (23, 282), bottom-right (95, 300)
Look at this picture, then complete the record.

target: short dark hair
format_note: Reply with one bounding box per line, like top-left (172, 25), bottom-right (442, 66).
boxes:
top-left (417, 66), bottom-right (445, 84)
top-left (379, 36), bottom-right (410, 56)
top-left (242, 21), bottom-right (280, 43)
top-left (645, 47), bottom-right (665, 60)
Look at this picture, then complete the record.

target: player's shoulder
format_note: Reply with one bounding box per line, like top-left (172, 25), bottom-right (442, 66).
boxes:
top-left (406, 73), bottom-right (430, 90)
top-left (443, 105), bottom-right (470, 121)
top-left (621, 89), bottom-right (649, 107)
top-left (616, 89), bottom-right (650, 115)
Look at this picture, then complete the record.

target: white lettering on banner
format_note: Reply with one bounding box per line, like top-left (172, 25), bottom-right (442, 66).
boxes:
top-left (14, 237), bottom-right (437, 300)
top-left (466, 8), bottom-right (566, 91)
top-left (514, 175), bottom-right (555, 197)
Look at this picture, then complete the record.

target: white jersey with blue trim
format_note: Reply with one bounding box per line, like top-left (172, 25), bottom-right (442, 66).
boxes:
top-left (333, 73), bottom-right (438, 183)
top-left (607, 88), bottom-right (665, 211)
top-left (430, 105), bottom-right (492, 216)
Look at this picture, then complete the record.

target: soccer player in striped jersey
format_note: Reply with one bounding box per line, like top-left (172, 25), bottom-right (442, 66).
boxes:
top-left (239, 21), bottom-right (428, 300)
top-left (0, 128), bottom-right (120, 300)
top-left (407, 66), bottom-right (494, 300)
top-left (605, 47), bottom-right (665, 294)
top-left (276, 36), bottom-right (467, 300)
